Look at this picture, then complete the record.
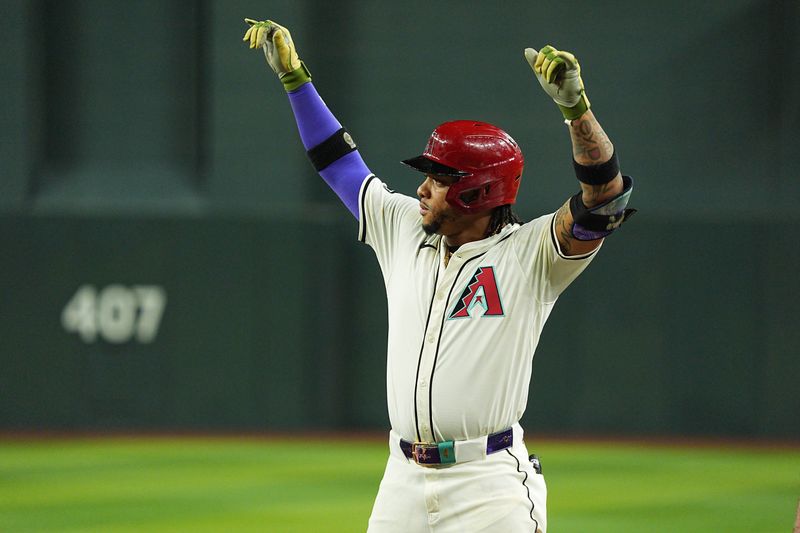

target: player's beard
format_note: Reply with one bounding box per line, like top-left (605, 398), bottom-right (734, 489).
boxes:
top-left (422, 209), bottom-right (457, 235)
top-left (422, 215), bottom-right (443, 235)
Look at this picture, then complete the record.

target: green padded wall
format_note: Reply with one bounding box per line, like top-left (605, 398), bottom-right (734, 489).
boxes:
top-left (0, 0), bottom-right (798, 438)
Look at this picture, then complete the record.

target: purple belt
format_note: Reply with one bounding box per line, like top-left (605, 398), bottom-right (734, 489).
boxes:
top-left (400, 428), bottom-right (514, 466)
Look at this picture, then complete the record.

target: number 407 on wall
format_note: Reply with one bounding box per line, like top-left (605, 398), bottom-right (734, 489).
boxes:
top-left (62, 285), bottom-right (167, 344)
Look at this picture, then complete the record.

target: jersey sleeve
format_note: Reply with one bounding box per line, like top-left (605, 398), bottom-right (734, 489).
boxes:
top-left (513, 213), bottom-right (601, 304)
top-left (357, 176), bottom-right (420, 276)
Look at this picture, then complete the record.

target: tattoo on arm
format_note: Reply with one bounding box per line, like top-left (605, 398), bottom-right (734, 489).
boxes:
top-left (584, 180), bottom-right (615, 205)
top-left (553, 203), bottom-right (573, 255)
top-left (573, 120), bottom-right (603, 161)
top-left (570, 113), bottom-right (613, 164)
top-left (568, 111), bottom-right (622, 207)
top-left (553, 199), bottom-right (603, 257)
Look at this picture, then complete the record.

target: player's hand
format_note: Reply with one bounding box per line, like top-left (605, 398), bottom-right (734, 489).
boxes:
top-left (524, 45), bottom-right (590, 120)
top-left (243, 18), bottom-right (311, 92)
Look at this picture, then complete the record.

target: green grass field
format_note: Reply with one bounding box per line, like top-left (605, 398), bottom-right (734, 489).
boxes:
top-left (0, 436), bottom-right (797, 532)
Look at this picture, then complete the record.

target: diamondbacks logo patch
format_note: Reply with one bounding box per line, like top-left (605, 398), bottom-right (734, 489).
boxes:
top-left (449, 266), bottom-right (504, 319)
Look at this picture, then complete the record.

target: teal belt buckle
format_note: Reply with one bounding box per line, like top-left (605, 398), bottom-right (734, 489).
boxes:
top-left (438, 441), bottom-right (456, 464)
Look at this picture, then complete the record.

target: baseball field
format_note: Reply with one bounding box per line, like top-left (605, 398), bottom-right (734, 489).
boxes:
top-left (1, 435), bottom-right (797, 532)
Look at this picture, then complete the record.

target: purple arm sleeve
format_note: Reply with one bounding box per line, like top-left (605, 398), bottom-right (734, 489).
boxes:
top-left (287, 83), bottom-right (371, 218)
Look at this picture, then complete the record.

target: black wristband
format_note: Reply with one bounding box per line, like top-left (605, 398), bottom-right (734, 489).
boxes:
top-left (307, 128), bottom-right (358, 171)
top-left (572, 150), bottom-right (620, 185)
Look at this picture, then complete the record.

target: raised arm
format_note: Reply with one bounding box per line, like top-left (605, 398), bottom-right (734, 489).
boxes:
top-left (524, 45), bottom-right (635, 256)
top-left (243, 19), bottom-right (371, 218)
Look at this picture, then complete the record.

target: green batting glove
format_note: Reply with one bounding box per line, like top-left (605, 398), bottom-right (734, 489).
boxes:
top-left (243, 18), bottom-right (311, 92)
top-left (524, 45), bottom-right (590, 120)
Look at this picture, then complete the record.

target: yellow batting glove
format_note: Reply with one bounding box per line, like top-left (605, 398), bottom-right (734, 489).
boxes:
top-left (524, 45), bottom-right (590, 120)
top-left (243, 18), bottom-right (311, 92)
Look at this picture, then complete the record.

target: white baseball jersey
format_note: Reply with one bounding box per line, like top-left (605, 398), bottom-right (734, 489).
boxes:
top-left (358, 175), bottom-right (600, 444)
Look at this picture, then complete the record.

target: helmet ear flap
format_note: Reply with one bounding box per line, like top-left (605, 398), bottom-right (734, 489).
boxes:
top-left (458, 188), bottom-right (482, 206)
top-left (457, 184), bottom-right (492, 208)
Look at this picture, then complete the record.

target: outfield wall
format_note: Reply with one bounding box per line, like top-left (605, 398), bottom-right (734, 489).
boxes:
top-left (1, 0), bottom-right (798, 437)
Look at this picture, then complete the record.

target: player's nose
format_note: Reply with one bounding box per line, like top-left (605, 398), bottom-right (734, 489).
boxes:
top-left (417, 177), bottom-right (431, 199)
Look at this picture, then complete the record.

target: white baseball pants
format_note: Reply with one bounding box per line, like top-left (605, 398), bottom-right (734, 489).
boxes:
top-left (367, 425), bottom-right (547, 533)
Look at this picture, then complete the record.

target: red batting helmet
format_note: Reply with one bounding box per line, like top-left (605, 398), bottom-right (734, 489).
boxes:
top-left (401, 120), bottom-right (524, 214)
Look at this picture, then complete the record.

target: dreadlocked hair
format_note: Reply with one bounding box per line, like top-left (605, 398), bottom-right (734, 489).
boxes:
top-left (486, 204), bottom-right (523, 236)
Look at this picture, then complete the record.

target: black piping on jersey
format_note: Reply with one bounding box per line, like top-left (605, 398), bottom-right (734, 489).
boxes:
top-left (549, 213), bottom-right (595, 261)
top-left (506, 448), bottom-right (539, 530)
top-left (427, 252), bottom-right (485, 441)
top-left (412, 260), bottom-right (440, 441)
top-left (358, 175), bottom-right (377, 243)
top-left (426, 230), bottom-right (517, 441)
top-left (418, 233), bottom-right (439, 252)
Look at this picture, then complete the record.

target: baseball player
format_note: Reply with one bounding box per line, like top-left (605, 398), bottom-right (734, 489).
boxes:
top-left (243, 18), bottom-right (634, 533)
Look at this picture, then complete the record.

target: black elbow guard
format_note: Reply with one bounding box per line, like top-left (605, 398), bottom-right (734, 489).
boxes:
top-left (570, 175), bottom-right (637, 240)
